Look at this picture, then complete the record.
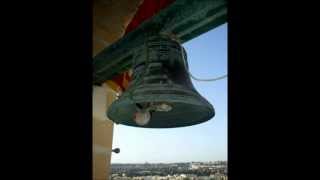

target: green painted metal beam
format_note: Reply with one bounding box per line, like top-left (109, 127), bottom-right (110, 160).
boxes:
top-left (93, 0), bottom-right (227, 84)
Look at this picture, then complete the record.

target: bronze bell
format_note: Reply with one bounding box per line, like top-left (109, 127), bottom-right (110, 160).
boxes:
top-left (107, 35), bottom-right (214, 128)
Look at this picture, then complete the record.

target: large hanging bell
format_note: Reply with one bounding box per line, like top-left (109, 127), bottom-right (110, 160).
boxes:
top-left (107, 35), bottom-right (214, 128)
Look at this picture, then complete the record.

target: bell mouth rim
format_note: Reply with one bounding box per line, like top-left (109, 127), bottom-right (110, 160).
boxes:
top-left (110, 94), bottom-right (214, 107)
top-left (109, 110), bottom-right (214, 129)
top-left (112, 118), bottom-right (213, 129)
top-left (107, 94), bottom-right (215, 128)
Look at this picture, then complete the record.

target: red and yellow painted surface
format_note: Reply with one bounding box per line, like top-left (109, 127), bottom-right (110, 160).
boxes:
top-left (105, 71), bottom-right (132, 93)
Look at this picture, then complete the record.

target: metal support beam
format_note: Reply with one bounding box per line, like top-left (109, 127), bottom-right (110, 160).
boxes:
top-left (93, 0), bottom-right (227, 84)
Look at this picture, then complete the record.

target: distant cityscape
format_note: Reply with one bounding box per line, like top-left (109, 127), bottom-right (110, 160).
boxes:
top-left (111, 161), bottom-right (227, 180)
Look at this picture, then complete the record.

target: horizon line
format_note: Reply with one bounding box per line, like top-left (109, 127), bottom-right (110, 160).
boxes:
top-left (111, 160), bottom-right (227, 164)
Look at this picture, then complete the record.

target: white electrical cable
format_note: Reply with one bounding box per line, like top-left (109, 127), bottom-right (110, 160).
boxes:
top-left (189, 73), bottom-right (228, 82)
top-left (180, 42), bottom-right (228, 82)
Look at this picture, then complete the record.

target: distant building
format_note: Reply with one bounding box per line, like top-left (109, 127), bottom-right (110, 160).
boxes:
top-left (210, 173), bottom-right (228, 180)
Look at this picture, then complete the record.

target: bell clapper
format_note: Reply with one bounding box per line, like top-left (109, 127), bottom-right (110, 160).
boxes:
top-left (133, 102), bottom-right (172, 126)
top-left (133, 103), bottom-right (151, 126)
top-left (133, 108), bottom-right (151, 126)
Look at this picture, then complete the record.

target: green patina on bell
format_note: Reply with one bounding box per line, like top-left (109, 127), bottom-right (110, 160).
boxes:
top-left (107, 35), bottom-right (214, 128)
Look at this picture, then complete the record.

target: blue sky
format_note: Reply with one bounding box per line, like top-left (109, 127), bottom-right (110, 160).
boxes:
top-left (111, 23), bottom-right (228, 163)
